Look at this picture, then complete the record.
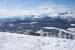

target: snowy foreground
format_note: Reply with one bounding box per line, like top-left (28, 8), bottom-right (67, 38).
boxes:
top-left (0, 32), bottom-right (75, 50)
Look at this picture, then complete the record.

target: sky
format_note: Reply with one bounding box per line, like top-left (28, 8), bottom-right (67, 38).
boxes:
top-left (0, 0), bottom-right (75, 17)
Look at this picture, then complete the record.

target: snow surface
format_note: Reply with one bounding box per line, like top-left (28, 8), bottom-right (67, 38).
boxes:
top-left (43, 27), bottom-right (74, 34)
top-left (0, 32), bottom-right (75, 50)
top-left (67, 28), bottom-right (75, 32)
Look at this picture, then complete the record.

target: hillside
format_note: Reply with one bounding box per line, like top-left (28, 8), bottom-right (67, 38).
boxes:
top-left (0, 32), bottom-right (75, 50)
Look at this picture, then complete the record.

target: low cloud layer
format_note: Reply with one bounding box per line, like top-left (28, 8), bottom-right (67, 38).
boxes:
top-left (0, 3), bottom-right (75, 17)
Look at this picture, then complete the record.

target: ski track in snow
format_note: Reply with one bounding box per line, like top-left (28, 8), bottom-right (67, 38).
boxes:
top-left (0, 32), bottom-right (75, 50)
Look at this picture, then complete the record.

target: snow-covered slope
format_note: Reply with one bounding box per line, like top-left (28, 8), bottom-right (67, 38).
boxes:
top-left (0, 32), bottom-right (75, 50)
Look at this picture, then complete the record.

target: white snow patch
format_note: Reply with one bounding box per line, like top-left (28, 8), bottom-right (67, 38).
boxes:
top-left (0, 32), bottom-right (75, 50)
top-left (71, 24), bottom-right (75, 26)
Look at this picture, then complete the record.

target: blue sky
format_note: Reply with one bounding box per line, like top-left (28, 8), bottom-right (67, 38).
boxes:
top-left (0, 0), bottom-right (75, 16)
top-left (0, 0), bottom-right (74, 9)
top-left (50, 0), bottom-right (75, 8)
top-left (0, 0), bottom-right (50, 9)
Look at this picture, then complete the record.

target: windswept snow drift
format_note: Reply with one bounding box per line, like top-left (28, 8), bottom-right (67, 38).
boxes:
top-left (0, 32), bottom-right (75, 50)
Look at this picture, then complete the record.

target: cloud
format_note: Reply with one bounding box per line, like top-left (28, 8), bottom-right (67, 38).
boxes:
top-left (0, 2), bottom-right (74, 17)
top-left (38, 4), bottom-right (75, 17)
